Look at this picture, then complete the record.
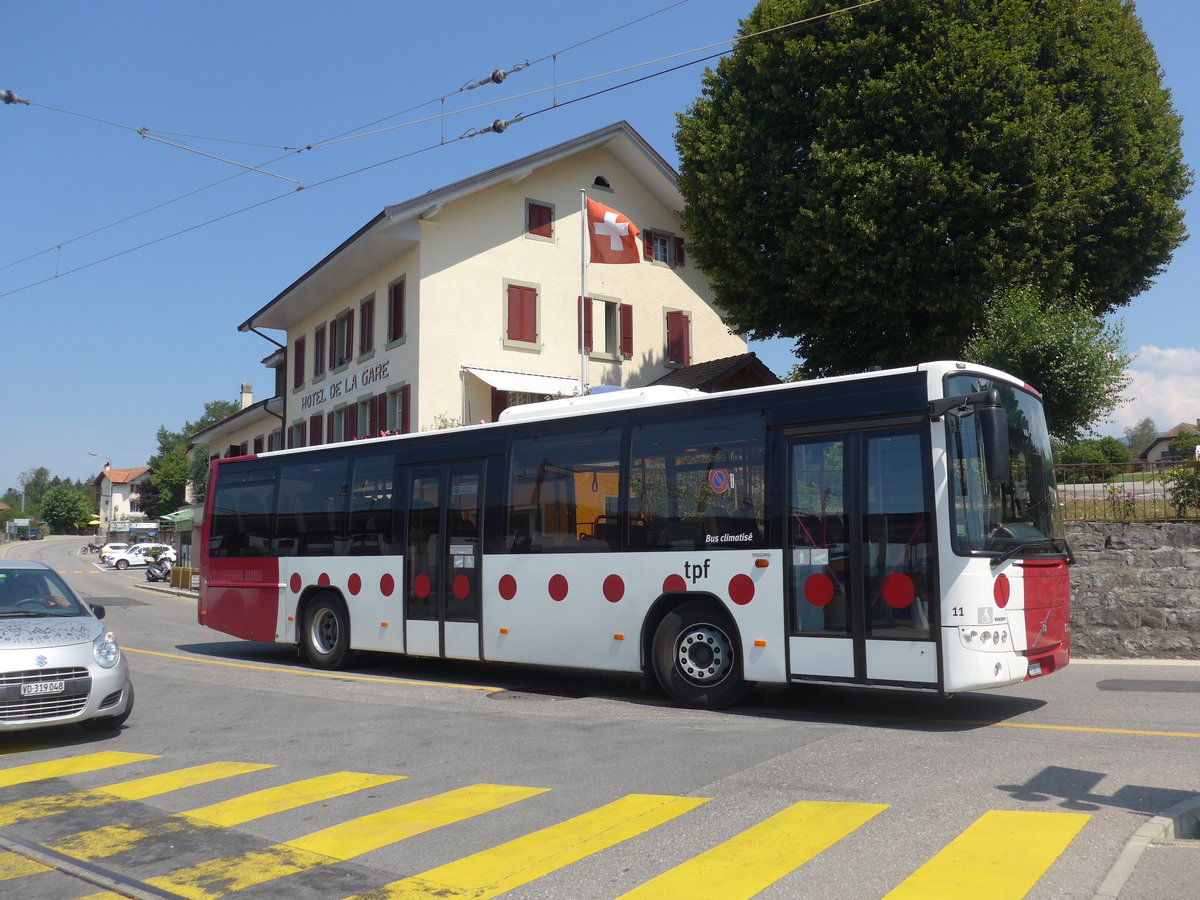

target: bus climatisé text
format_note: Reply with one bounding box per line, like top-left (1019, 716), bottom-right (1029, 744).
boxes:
top-left (198, 361), bottom-right (1070, 708)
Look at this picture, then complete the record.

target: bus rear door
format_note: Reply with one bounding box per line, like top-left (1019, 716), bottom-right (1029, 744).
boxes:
top-left (404, 462), bottom-right (484, 660)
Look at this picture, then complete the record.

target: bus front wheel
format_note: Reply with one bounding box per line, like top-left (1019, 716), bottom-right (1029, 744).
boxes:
top-left (302, 595), bottom-right (352, 669)
top-left (652, 600), bottom-right (749, 709)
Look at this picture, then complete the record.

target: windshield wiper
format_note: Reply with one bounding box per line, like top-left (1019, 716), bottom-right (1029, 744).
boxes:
top-left (0, 610), bottom-right (57, 618)
top-left (991, 537), bottom-right (1073, 568)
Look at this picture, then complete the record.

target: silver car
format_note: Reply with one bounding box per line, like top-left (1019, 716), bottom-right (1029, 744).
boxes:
top-left (0, 560), bottom-right (134, 732)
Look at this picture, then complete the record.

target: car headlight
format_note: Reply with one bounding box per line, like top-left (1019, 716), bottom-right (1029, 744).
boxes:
top-left (94, 631), bottom-right (122, 668)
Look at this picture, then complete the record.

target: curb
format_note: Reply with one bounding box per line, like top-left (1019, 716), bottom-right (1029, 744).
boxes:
top-left (1092, 794), bottom-right (1200, 899)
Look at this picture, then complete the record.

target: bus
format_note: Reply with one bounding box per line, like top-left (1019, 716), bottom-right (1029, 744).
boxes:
top-left (198, 360), bottom-right (1070, 708)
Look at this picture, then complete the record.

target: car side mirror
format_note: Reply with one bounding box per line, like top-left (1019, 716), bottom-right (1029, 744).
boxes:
top-left (90, 603), bottom-right (106, 620)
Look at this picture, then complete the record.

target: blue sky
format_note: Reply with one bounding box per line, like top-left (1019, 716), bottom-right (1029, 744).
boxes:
top-left (2, 0), bottom-right (1196, 496)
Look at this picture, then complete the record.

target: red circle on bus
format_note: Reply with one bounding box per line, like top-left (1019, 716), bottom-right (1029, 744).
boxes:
top-left (499, 574), bottom-right (517, 601)
top-left (414, 573), bottom-right (431, 598)
top-left (804, 573), bottom-right (835, 607)
top-left (663, 574), bottom-right (687, 594)
top-left (452, 574), bottom-right (470, 600)
top-left (603, 574), bottom-right (624, 603)
top-left (380, 573), bottom-right (395, 596)
top-left (290, 573), bottom-right (302, 594)
top-left (318, 573), bottom-right (331, 587)
top-left (549, 574), bottom-right (569, 602)
top-left (881, 573), bottom-right (915, 609)
top-left (348, 573), bottom-right (362, 596)
top-left (729, 574), bottom-right (755, 606)
top-left (994, 573), bottom-right (1011, 609)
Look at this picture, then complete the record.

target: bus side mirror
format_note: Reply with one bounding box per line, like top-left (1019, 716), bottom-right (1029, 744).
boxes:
top-left (979, 390), bottom-right (1010, 483)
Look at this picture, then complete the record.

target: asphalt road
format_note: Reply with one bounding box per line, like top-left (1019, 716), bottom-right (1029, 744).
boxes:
top-left (1, 536), bottom-right (1198, 900)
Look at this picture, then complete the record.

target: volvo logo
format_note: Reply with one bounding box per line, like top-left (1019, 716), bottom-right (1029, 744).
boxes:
top-left (35, 655), bottom-right (48, 667)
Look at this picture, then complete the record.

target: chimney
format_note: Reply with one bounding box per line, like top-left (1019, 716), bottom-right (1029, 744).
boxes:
top-left (240, 383), bottom-right (253, 409)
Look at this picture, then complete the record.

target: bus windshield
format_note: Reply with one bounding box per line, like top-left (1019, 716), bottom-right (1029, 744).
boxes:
top-left (946, 374), bottom-right (1064, 555)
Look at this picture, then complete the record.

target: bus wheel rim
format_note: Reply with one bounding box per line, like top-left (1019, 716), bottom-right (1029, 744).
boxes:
top-left (312, 609), bottom-right (338, 653)
top-left (676, 624), bottom-right (732, 685)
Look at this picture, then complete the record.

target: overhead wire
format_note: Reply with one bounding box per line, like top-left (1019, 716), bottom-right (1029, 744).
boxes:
top-left (0, 0), bottom-right (892, 299)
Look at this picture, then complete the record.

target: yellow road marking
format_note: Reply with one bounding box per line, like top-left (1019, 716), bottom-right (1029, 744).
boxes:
top-left (618, 800), bottom-right (888, 900)
top-left (0, 851), bottom-right (51, 880)
top-left (883, 810), bottom-right (1090, 899)
top-left (145, 783), bottom-right (546, 900)
top-left (49, 771), bottom-right (405, 861)
top-left (0, 752), bottom-right (157, 789)
top-left (354, 793), bottom-right (709, 900)
top-left (0, 761), bottom-right (272, 827)
top-left (124, 647), bottom-right (501, 692)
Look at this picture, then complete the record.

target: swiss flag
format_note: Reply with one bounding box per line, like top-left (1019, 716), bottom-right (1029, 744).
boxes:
top-left (587, 198), bottom-right (641, 264)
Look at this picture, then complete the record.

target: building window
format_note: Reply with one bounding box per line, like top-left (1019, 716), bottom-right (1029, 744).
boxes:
top-left (359, 295), bottom-right (375, 357)
top-left (387, 279), bottom-right (405, 343)
top-left (504, 282), bottom-right (539, 349)
top-left (293, 337), bottom-right (306, 389)
top-left (329, 309), bottom-right (354, 370)
top-left (526, 200), bottom-right (554, 240)
top-left (313, 325), bottom-right (326, 378)
top-left (389, 385), bottom-right (411, 434)
top-left (665, 309), bottom-right (691, 367)
top-left (643, 229), bottom-right (686, 267)
top-left (579, 296), bottom-right (633, 359)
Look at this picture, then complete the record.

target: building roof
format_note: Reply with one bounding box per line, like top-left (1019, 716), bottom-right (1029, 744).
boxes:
top-left (649, 353), bottom-right (781, 392)
top-left (96, 466), bottom-right (151, 485)
top-left (1162, 422), bottom-right (1200, 438)
top-left (239, 121), bottom-right (680, 333)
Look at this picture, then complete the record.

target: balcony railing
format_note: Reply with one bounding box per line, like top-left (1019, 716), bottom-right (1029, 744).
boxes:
top-left (1054, 460), bottom-right (1200, 522)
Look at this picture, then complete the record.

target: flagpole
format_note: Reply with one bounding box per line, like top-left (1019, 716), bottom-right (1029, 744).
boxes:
top-left (579, 188), bottom-right (588, 396)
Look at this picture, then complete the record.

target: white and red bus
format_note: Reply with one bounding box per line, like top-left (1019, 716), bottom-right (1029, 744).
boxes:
top-left (198, 361), bottom-right (1070, 708)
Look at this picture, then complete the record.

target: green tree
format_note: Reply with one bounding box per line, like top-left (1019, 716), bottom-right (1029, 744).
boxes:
top-left (148, 399), bottom-right (240, 517)
top-left (39, 484), bottom-right (94, 535)
top-left (1169, 429), bottom-right (1200, 459)
top-left (1123, 416), bottom-right (1159, 456)
top-left (963, 286), bottom-right (1130, 442)
top-left (675, 0), bottom-right (1191, 376)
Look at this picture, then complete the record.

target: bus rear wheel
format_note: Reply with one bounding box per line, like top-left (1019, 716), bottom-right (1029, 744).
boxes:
top-left (652, 600), bottom-right (749, 709)
top-left (302, 595), bottom-right (352, 669)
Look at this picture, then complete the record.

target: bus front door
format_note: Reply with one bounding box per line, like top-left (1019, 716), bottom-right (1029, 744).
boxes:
top-left (404, 462), bottom-right (483, 660)
top-left (786, 428), bottom-right (938, 688)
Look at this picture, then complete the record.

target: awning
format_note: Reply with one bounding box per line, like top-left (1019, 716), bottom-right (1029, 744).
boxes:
top-left (463, 367), bottom-right (578, 397)
top-left (161, 508), bottom-right (194, 525)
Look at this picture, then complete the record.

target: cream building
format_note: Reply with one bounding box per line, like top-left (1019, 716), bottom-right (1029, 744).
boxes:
top-left (221, 121), bottom-right (751, 452)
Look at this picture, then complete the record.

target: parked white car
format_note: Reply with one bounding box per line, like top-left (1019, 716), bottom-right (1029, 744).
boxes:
top-left (107, 544), bottom-right (177, 571)
top-left (98, 542), bottom-right (130, 564)
top-left (0, 560), bottom-right (134, 732)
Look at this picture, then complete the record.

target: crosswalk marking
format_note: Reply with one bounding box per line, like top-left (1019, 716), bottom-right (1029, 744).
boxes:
top-left (883, 809), bottom-right (1091, 899)
top-left (351, 793), bottom-right (710, 900)
top-left (0, 752), bottom-right (157, 789)
top-left (142, 783), bottom-right (547, 900)
top-left (0, 761), bottom-right (273, 827)
top-left (48, 771), bottom-right (407, 862)
top-left (617, 800), bottom-right (889, 900)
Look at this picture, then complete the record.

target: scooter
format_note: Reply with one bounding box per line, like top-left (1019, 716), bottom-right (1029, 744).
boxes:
top-left (146, 557), bottom-right (173, 583)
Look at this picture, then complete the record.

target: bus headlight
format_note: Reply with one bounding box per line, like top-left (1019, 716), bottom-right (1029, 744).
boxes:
top-left (94, 631), bottom-right (122, 668)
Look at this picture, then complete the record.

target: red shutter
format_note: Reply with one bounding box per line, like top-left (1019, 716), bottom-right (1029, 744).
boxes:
top-left (346, 403), bottom-right (359, 440)
top-left (674, 237), bottom-right (686, 267)
top-left (389, 281), bottom-right (405, 342)
top-left (399, 385), bottom-right (411, 434)
top-left (619, 303), bottom-right (634, 359)
top-left (345, 309), bottom-right (355, 363)
top-left (309, 414), bottom-right (323, 446)
top-left (329, 319), bottom-right (338, 369)
top-left (293, 338), bottom-right (305, 388)
top-left (667, 310), bottom-right (691, 365)
top-left (314, 326), bottom-right (326, 376)
top-left (643, 229), bottom-right (654, 261)
top-left (373, 394), bottom-right (388, 434)
top-left (578, 296), bottom-right (593, 352)
top-left (507, 285), bottom-right (537, 343)
top-left (298, 421), bottom-right (308, 448)
top-left (360, 298), bottom-right (374, 355)
top-left (528, 202), bottom-right (552, 238)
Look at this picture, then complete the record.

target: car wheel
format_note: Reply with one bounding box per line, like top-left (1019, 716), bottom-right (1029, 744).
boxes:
top-left (80, 682), bottom-right (134, 731)
top-left (301, 595), bottom-right (353, 670)
top-left (115, 559), bottom-right (129, 570)
top-left (652, 600), bottom-right (751, 709)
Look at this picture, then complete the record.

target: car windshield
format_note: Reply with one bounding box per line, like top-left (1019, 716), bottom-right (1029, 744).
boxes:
top-left (0, 569), bottom-right (90, 617)
top-left (945, 374), bottom-right (1064, 555)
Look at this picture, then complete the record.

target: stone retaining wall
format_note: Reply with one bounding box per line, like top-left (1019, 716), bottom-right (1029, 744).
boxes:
top-left (1066, 522), bottom-right (1200, 658)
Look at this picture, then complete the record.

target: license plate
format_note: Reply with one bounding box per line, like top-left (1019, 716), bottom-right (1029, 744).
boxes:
top-left (21, 681), bottom-right (66, 696)
top-left (1028, 662), bottom-right (1043, 677)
